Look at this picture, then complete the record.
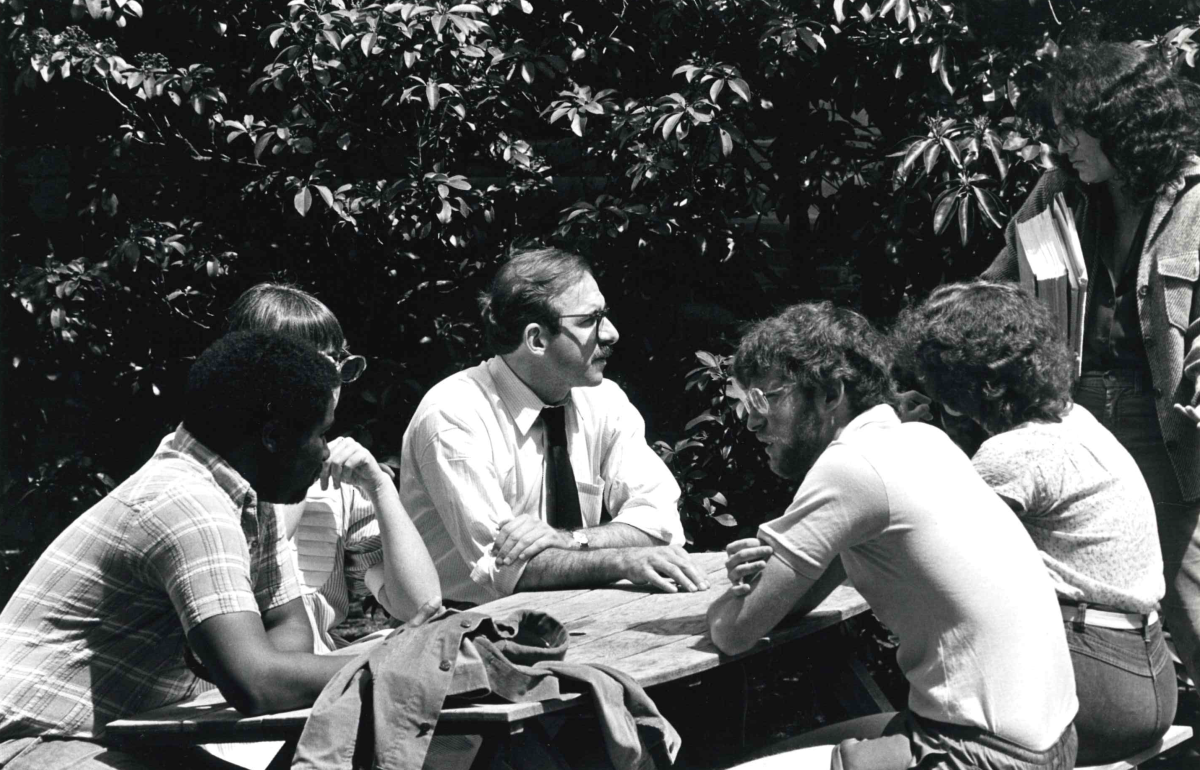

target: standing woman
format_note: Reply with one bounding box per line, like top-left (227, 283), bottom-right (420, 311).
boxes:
top-left (228, 283), bottom-right (442, 651)
top-left (984, 41), bottom-right (1200, 690)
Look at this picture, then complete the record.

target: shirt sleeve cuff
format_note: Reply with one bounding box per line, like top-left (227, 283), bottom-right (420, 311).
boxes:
top-left (757, 524), bottom-right (826, 581)
top-left (469, 552), bottom-right (528, 598)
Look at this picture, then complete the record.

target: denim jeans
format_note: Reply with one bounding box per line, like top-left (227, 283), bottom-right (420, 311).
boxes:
top-left (1075, 370), bottom-right (1200, 690)
top-left (1065, 618), bottom-right (1177, 765)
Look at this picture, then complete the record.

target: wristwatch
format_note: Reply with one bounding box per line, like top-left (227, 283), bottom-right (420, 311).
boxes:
top-left (572, 529), bottom-right (590, 550)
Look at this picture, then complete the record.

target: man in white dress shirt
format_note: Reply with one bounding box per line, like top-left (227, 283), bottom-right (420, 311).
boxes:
top-left (401, 247), bottom-right (708, 604)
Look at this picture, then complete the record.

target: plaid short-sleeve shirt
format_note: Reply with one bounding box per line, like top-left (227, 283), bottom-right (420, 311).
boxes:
top-left (0, 426), bottom-right (302, 741)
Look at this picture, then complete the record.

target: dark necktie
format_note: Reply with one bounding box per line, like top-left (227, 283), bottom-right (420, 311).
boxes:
top-left (541, 406), bottom-right (582, 529)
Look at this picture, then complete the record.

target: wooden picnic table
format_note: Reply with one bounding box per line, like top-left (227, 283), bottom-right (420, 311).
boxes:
top-left (106, 551), bottom-right (873, 748)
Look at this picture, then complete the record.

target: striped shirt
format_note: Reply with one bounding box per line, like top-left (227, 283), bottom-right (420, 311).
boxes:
top-left (0, 427), bottom-right (301, 741)
top-left (401, 356), bottom-right (684, 604)
top-left (274, 485), bottom-right (383, 653)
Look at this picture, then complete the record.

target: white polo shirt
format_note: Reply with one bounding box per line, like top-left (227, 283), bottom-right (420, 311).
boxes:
top-left (759, 405), bottom-right (1078, 750)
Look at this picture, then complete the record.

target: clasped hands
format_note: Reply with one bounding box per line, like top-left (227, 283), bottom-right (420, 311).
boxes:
top-left (492, 517), bottom-right (710, 593)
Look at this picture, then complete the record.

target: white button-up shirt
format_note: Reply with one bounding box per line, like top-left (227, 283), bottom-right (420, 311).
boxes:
top-left (401, 356), bottom-right (684, 604)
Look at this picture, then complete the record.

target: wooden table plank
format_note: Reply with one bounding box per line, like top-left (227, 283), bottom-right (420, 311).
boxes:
top-left (106, 551), bottom-right (871, 745)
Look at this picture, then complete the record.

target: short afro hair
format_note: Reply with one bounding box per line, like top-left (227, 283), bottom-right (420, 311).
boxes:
top-left (479, 247), bottom-right (593, 355)
top-left (734, 301), bottom-right (897, 415)
top-left (892, 281), bottom-right (1072, 435)
top-left (183, 331), bottom-right (339, 455)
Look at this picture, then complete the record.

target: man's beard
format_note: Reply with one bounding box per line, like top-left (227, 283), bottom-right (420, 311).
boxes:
top-left (773, 409), bottom-right (830, 481)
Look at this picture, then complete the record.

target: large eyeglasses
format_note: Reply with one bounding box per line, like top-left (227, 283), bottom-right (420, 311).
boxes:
top-left (558, 307), bottom-right (611, 327)
top-left (744, 384), bottom-right (795, 415)
top-left (1045, 124), bottom-right (1079, 151)
top-left (326, 348), bottom-right (368, 384)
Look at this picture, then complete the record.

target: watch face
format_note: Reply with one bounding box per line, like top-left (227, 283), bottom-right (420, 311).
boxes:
top-left (573, 530), bottom-right (589, 548)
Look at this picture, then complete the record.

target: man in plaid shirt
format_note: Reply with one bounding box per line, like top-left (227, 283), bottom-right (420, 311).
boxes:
top-left (0, 332), bottom-right (358, 770)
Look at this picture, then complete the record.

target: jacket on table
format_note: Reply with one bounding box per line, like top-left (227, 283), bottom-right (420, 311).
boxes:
top-left (291, 608), bottom-right (680, 770)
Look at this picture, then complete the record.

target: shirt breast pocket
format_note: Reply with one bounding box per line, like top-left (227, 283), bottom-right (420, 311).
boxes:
top-left (1158, 252), bottom-right (1199, 335)
top-left (576, 479), bottom-right (605, 527)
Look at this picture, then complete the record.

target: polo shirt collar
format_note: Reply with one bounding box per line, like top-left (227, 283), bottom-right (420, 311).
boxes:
top-left (837, 403), bottom-right (899, 442)
top-left (168, 423), bottom-right (258, 513)
top-left (487, 356), bottom-right (564, 437)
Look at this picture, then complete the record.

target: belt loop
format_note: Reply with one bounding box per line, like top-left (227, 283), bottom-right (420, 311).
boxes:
top-left (1072, 602), bottom-right (1088, 632)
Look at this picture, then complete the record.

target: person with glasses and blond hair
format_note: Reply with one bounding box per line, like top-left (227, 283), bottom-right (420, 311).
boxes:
top-left (227, 283), bottom-right (442, 652)
top-left (399, 247), bottom-right (707, 604)
top-left (707, 302), bottom-right (1077, 770)
top-left (983, 40), bottom-right (1200, 692)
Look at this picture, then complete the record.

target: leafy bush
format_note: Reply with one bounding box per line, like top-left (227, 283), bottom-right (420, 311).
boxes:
top-left (4, 0), bottom-right (1200, 599)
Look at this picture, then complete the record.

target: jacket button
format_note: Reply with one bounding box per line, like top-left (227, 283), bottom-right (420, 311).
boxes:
top-left (439, 660), bottom-right (452, 672)
top-left (1138, 286), bottom-right (1149, 298)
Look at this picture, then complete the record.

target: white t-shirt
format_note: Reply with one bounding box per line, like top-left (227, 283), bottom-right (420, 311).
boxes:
top-left (759, 405), bottom-right (1077, 750)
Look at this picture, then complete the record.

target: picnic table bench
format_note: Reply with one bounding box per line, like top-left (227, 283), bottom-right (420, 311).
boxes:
top-left (106, 551), bottom-right (875, 755)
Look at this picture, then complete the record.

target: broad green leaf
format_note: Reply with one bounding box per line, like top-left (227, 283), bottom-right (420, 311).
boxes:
top-left (932, 188), bottom-right (957, 235)
top-left (983, 131), bottom-right (1008, 180)
top-left (254, 133), bottom-right (273, 159)
top-left (709, 79), bottom-right (724, 102)
top-left (941, 137), bottom-right (962, 168)
top-left (719, 127), bottom-right (732, 156)
top-left (958, 195), bottom-right (973, 246)
top-left (314, 185), bottom-right (335, 208)
top-left (972, 186), bottom-right (1005, 228)
top-left (896, 137), bottom-right (932, 187)
top-left (923, 141), bottom-right (941, 175)
top-left (661, 112), bottom-right (683, 140)
top-left (727, 78), bottom-right (750, 102)
top-left (294, 187), bottom-right (313, 216)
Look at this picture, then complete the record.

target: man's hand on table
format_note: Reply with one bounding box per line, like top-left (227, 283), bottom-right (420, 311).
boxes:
top-left (620, 545), bottom-right (711, 594)
top-left (494, 517), bottom-right (573, 565)
top-left (725, 538), bottom-right (773, 596)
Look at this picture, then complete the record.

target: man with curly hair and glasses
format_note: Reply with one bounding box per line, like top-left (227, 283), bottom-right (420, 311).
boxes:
top-left (707, 301), bottom-right (1077, 770)
top-left (400, 247), bottom-right (707, 604)
top-left (984, 40), bottom-right (1200, 692)
top-left (895, 280), bottom-right (1173, 765)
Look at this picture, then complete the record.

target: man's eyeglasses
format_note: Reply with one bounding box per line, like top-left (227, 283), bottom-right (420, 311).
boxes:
top-left (744, 384), bottom-right (795, 415)
top-left (325, 348), bottom-right (368, 384)
top-left (558, 307), bottom-right (611, 327)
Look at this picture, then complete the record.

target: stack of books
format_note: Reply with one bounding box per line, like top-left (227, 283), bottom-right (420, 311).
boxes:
top-left (1014, 192), bottom-right (1088, 375)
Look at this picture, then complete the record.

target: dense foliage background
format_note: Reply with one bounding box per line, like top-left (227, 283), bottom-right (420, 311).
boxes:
top-left (4, 0), bottom-right (1200, 602)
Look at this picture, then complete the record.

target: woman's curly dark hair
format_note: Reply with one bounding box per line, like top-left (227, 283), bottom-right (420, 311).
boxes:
top-left (1040, 41), bottom-right (1200, 201)
top-left (735, 301), bottom-right (896, 415)
top-left (892, 281), bottom-right (1073, 435)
